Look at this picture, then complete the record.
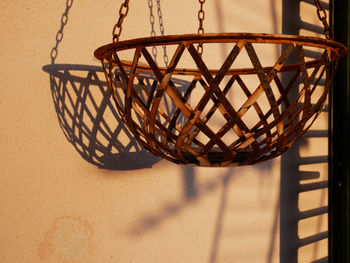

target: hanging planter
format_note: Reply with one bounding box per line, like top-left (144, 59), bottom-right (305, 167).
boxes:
top-left (95, 0), bottom-right (346, 167)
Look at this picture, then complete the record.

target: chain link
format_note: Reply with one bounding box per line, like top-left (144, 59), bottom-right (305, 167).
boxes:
top-left (113, 0), bottom-right (130, 43)
top-left (148, 0), bottom-right (168, 66)
top-left (156, 0), bottom-right (165, 36)
top-left (148, 0), bottom-right (158, 60)
top-left (50, 0), bottom-right (74, 64)
top-left (313, 0), bottom-right (333, 40)
top-left (156, 0), bottom-right (168, 66)
top-left (197, 0), bottom-right (205, 56)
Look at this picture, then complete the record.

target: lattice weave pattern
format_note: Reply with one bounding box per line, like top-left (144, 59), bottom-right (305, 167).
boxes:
top-left (95, 34), bottom-right (346, 166)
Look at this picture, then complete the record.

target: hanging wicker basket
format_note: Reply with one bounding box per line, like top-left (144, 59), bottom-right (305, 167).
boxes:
top-left (94, 0), bottom-right (347, 167)
top-left (95, 33), bottom-right (346, 166)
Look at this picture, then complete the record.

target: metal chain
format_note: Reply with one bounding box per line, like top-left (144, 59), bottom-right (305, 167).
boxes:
top-left (112, 0), bottom-right (130, 43)
top-left (156, 0), bottom-right (165, 36)
top-left (148, 0), bottom-right (168, 66)
top-left (156, 0), bottom-right (169, 66)
top-left (148, 0), bottom-right (158, 60)
top-left (313, 0), bottom-right (333, 40)
top-left (197, 0), bottom-right (206, 55)
top-left (50, 0), bottom-right (73, 64)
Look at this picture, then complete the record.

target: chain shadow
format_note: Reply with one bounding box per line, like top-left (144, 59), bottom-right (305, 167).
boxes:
top-left (43, 63), bottom-right (163, 170)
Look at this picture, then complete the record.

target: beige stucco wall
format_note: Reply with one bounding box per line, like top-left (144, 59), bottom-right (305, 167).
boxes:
top-left (0, 0), bottom-right (329, 262)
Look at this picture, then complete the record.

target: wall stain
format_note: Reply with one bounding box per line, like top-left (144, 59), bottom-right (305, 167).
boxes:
top-left (38, 216), bottom-right (94, 262)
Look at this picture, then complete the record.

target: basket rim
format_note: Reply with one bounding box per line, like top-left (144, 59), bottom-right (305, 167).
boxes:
top-left (94, 32), bottom-right (347, 59)
top-left (114, 59), bottom-right (325, 76)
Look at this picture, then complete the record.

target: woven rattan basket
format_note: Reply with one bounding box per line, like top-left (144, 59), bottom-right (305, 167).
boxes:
top-left (95, 2), bottom-right (347, 167)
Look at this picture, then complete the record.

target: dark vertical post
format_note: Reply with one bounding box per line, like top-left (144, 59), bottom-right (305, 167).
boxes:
top-left (280, 1), bottom-right (301, 262)
top-left (329, 0), bottom-right (350, 262)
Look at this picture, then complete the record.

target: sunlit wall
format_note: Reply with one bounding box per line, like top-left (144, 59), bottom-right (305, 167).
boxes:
top-left (0, 0), bottom-right (329, 262)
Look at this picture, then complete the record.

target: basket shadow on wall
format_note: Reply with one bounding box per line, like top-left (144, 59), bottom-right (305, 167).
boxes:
top-left (42, 63), bottom-right (178, 170)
